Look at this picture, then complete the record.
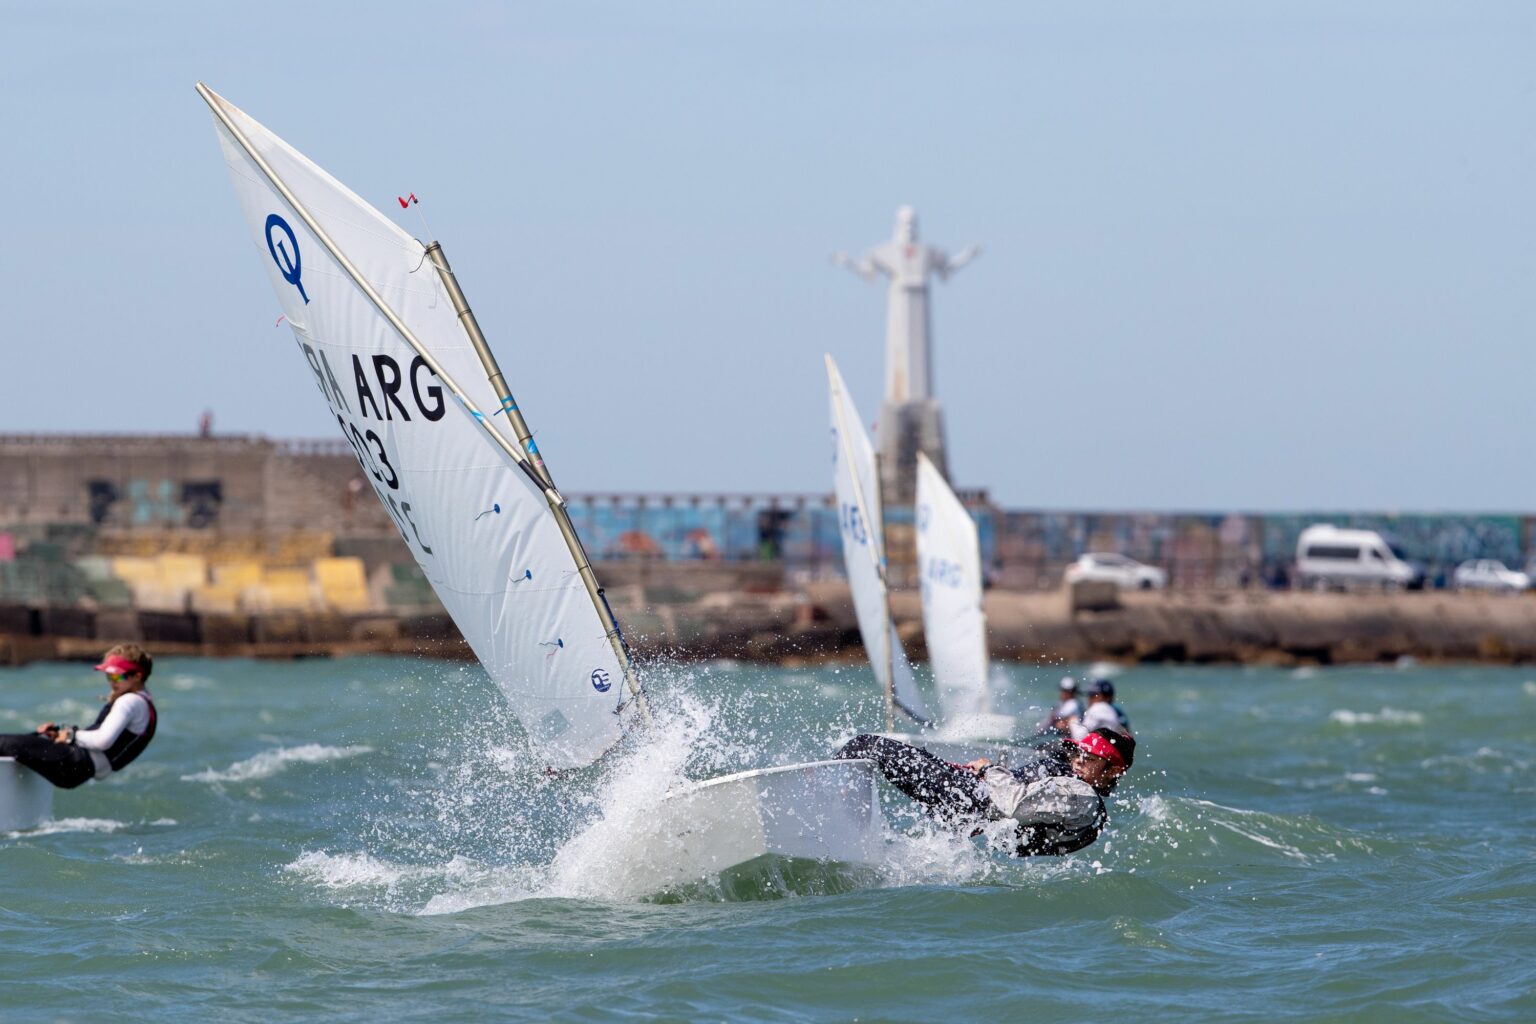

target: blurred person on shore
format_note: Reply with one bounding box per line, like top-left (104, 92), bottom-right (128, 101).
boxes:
top-left (1037, 676), bottom-right (1083, 734)
top-left (835, 728), bottom-right (1135, 856)
top-left (0, 644), bottom-right (158, 789)
top-left (1069, 678), bottom-right (1133, 739)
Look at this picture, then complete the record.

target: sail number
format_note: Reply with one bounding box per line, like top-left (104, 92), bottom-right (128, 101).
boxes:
top-left (294, 337), bottom-right (435, 558)
top-left (924, 556), bottom-right (965, 589)
top-left (839, 502), bottom-right (870, 546)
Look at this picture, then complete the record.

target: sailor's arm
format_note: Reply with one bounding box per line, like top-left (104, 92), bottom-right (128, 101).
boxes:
top-left (70, 696), bottom-right (140, 751)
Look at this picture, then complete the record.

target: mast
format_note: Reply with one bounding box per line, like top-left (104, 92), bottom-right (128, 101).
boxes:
top-left (198, 82), bottom-right (649, 724)
top-left (423, 242), bottom-right (648, 723)
top-left (872, 451), bottom-right (896, 733)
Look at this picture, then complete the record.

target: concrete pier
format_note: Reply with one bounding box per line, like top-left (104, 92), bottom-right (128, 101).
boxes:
top-left (6, 569), bottom-right (1536, 668)
top-left (5, 432), bottom-right (1536, 668)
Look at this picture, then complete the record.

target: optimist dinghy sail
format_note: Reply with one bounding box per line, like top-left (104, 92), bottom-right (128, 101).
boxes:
top-left (199, 84), bottom-right (645, 769)
top-left (203, 86), bottom-right (885, 889)
top-left (825, 355), bottom-right (931, 731)
top-left (915, 452), bottom-right (998, 727)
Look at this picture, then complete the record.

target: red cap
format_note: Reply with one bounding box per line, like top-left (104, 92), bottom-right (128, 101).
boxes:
top-left (94, 655), bottom-right (142, 676)
top-left (1072, 731), bottom-right (1127, 769)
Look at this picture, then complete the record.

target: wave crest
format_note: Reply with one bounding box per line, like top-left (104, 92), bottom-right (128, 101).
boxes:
top-left (182, 744), bottom-right (372, 783)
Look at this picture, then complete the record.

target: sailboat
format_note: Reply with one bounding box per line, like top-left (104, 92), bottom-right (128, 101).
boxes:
top-left (199, 84), bottom-right (879, 891)
top-left (914, 453), bottom-right (1015, 741)
top-left (825, 355), bottom-right (931, 734)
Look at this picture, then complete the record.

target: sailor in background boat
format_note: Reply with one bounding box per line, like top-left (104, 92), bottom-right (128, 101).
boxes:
top-left (0, 645), bottom-right (158, 789)
top-left (1067, 678), bottom-right (1133, 739)
top-left (1037, 676), bottom-right (1084, 735)
top-left (834, 728), bottom-right (1135, 856)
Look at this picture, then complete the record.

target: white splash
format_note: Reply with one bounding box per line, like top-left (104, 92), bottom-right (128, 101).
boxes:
top-left (543, 700), bottom-right (714, 901)
top-left (10, 817), bottom-right (127, 837)
top-left (182, 744), bottom-right (373, 783)
top-left (285, 850), bottom-right (418, 889)
top-left (1329, 708), bottom-right (1425, 727)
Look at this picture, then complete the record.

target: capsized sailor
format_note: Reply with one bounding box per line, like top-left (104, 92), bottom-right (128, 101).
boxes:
top-left (0, 645), bottom-right (159, 789)
top-left (835, 727), bottom-right (1134, 856)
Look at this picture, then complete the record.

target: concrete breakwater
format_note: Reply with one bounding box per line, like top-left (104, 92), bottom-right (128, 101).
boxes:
top-left (4, 564), bottom-right (1535, 667)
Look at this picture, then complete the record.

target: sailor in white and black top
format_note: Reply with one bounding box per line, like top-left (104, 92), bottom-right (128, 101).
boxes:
top-left (835, 728), bottom-right (1136, 856)
top-left (0, 649), bottom-right (158, 790)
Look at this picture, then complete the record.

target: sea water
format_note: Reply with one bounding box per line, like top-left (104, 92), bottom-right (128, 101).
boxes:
top-left (1, 657), bottom-right (1532, 1022)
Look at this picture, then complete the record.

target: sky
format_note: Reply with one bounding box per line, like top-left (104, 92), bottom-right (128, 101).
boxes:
top-left (3, 1), bottom-right (1532, 512)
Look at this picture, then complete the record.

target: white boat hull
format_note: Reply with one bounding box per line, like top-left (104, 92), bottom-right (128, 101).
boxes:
top-left (604, 759), bottom-right (882, 894)
top-left (0, 757), bottom-right (54, 832)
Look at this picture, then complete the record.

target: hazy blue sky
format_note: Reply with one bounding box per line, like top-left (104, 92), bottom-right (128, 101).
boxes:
top-left (4, 1), bottom-right (1531, 511)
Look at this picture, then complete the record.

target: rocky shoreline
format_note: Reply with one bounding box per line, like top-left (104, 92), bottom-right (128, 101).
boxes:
top-left (4, 575), bottom-right (1535, 667)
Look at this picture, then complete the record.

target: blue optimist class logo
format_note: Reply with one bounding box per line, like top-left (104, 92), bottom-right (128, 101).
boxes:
top-left (264, 213), bottom-right (309, 304)
top-left (590, 668), bottom-right (612, 693)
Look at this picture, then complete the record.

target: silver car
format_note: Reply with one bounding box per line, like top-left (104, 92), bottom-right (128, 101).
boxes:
top-left (1064, 552), bottom-right (1168, 590)
top-left (1451, 559), bottom-right (1530, 593)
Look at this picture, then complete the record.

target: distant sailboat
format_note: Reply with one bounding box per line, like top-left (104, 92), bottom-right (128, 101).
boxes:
top-left (915, 453), bottom-right (1014, 740)
top-left (825, 355), bottom-right (931, 732)
top-left (201, 84), bottom-right (879, 890)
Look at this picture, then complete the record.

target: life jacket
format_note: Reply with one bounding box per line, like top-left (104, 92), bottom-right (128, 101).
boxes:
top-left (978, 761), bottom-right (1108, 857)
top-left (85, 691), bottom-right (158, 773)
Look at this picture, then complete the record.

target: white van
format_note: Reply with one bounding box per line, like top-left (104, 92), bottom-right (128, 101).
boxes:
top-left (1294, 525), bottom-right (1423, 591)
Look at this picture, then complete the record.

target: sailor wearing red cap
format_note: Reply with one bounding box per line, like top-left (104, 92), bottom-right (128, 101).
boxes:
top-left (835, 727), bottom-right (1135, 856)
top-left (0, 644), bottom-right (158, 789)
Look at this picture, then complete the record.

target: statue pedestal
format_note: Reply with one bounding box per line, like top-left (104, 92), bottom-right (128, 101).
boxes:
top-left (879, 398), bottom-right (948, 507)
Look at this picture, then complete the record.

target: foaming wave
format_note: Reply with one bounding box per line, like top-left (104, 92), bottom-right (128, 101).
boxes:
top-left (1329, 707), bottom-right (1425, 727)
top-left (287, 850), bottom-right (416, 889)
top-left (1124, 794), bottom-right (1376, 866)
top-left (285, 850), bottom-right (542, 913)
top-left (182, 744), bottom-right (373, 783)
top-left (10, 817), bottom-right (127, 837)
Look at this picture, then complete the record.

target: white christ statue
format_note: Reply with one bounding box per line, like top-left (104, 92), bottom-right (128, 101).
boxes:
top-left (835, 206), bottom-right (979, 503)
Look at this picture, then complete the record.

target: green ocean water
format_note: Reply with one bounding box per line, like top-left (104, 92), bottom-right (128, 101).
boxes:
top-left (2, 656), bottom-right (1533, 1023)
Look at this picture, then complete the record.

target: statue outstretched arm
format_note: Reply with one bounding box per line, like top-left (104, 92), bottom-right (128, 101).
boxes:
top-left (832, 251), bottom-right (880, 282)
top-left (938, 244), bottom-right (981, 280)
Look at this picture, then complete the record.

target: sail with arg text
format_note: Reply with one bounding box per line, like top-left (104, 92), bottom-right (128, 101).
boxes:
top-left (203, 86), bottom-right (636, 769)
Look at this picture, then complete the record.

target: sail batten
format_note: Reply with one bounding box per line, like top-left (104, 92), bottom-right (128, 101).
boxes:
top-left (825, 355), bottom-right (931, 727)
top-left (201, 84), bottom-right (635, 768)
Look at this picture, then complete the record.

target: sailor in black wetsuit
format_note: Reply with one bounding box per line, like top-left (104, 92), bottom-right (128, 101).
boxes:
top-left (835, 728), bottom-right (1135, 856)
top-left (0, 645), bottom-right (158, 790)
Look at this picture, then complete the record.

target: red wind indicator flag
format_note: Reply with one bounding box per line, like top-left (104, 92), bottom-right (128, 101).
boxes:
top-left (398, 193), bottom-right (418, 209)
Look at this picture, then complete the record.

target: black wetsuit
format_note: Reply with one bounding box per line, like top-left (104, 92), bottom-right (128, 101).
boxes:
top-left (835, 734), bottom-right (1103, 856)
top-left (0, 692), bottom-right (157, 790)
top-left (0, 733), bottom-right (95, 789)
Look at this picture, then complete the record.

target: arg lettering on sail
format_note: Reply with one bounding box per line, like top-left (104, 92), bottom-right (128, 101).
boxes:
top-left (274, 212), bottom-right (440, 562)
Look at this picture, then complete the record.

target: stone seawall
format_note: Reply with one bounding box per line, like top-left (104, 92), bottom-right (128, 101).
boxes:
top-left (4, 568), bottom-right (1535, 667)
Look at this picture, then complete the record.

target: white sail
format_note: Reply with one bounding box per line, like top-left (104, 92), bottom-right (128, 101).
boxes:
top-left (825, 356), bottom-right (930, 726)
top-left (202, 87), bottom-right (632, 769)
top-left (915, 453), bottom-right (991, 719)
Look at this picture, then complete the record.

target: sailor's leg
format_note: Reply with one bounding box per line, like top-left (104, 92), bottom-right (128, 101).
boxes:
top-left (836, 734), bottom-right (987, 822)
top-left (0, 733), bottom-right (95, 789)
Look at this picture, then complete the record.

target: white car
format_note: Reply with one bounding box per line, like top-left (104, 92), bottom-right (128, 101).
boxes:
top-left (1451, 559), bottom-right (1530, 593)
top-left (1064, 553), bottom-right (1168, 590)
